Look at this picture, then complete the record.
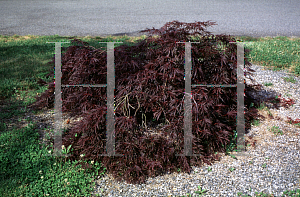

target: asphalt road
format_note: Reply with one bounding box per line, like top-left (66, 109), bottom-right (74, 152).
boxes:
top-left (1, 0), bottom-right (300, 38)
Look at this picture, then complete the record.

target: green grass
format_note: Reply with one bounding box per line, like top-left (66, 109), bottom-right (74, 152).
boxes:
top-left (0, 123), bottom-right (106, 196)
top-left (0, 34), bottom-right (299, 196)
top-left (233, 35), bottom-right (300, 77)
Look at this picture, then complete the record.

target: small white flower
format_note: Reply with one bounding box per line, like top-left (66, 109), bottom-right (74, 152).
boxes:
top-left (62, 145), bottom-right (65, 150)
top-left (64, 178), bottom-right (68, 182)
top-left (41, 176), bottom-right (44, 179)
top-left (80, 154), bottom-right (84, 157)
top-left (48, 150), bottom-right (51, 154)
top-left (91, 160), bottom-right (94, 164)
top-left (39, 170), bottom-right (42, 174)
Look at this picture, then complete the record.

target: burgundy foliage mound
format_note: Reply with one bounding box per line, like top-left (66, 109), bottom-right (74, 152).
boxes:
top-left (32, 21), bottom-right (265, 184)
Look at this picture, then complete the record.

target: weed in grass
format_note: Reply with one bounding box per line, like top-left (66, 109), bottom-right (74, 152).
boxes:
top-left (237, 192), bottom-right (251, 197)
top-left (295, 65), bottom-right (300, 75)
top-left (238, 189), bottom-right (300, 197)
top-left (264, 82), bottom-right (273, 86)
top-left (283, 76), bottom-right (297, 83)
top-left (194, 186), bottom-right (208, 196)
top-left (251, 119), bottom-right (260, 126)
top-left (257, 102), bottom-right (267, 110)
top-left (269, 126), bottom-right (283, 135)
top-left (284, 93), bottom-right (292, 97)
top-left (181, 186), bottom-right (208, 197)
top-left (255, 191), bottom-right (274, 197)
top-left (229, 154), bottom-right (237, 159)
top-left (269, 96), bottom-right (281, 104)
top-left (283, 189), bottom-right (300, 197)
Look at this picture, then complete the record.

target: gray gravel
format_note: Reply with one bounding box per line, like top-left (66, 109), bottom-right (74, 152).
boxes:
top-left (1, 0), bottom-right (300, 38)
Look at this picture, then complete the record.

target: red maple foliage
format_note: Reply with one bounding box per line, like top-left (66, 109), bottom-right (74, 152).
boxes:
top-left (31, 21), bottom-right (269, 184)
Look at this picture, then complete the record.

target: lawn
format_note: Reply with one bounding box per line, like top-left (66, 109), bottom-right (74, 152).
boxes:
top-left (0, 34), bottom-right (299, 196)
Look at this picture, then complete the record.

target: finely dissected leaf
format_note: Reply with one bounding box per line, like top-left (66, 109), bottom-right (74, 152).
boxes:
top-left (30, 20), bottom-right (270, 185)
